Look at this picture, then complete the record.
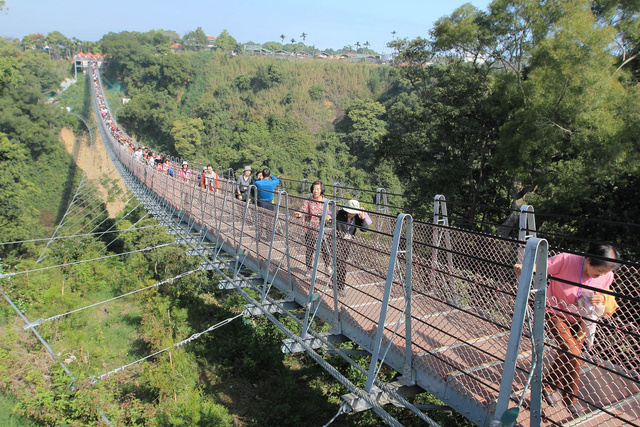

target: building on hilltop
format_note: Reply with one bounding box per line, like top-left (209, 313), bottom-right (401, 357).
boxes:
top-left (170, 43), bottom-right (185, 53)
top-left (244, 43), bottom-right (271, 55)
top-left (74, 52), bottom-right (105, 79)
top-left (206, 36), bottom-right (216, 50)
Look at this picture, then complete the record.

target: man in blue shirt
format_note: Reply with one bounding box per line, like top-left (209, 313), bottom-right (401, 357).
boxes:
top-left (254, 168), bottom-right (280, 211)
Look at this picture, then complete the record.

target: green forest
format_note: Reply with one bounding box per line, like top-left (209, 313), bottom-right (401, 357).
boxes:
top-left (1, 0), bottom-right (639, 425)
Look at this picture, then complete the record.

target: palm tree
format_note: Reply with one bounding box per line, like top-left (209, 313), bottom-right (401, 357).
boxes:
top-left (355, 41), bottom-right (361, 54)
top-left (280, 34), bottom-right (285, 43)
top-left (364, 41), bottom-right (371, 54)
top-left (300, 32), bottom-right (307, 42)
top-left (291, 38), bottom-right (296, 44)
top-left (391, 31), bottom-right (398, 55)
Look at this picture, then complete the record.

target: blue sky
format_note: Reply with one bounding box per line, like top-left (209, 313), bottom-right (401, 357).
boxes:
top-left (0, 0), bottom-right (491, 52)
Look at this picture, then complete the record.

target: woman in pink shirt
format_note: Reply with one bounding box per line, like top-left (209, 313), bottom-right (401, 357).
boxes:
top-left (537, 244), bottom-right (619, 416)
top-left (177, 161), bottom-right (191, 181)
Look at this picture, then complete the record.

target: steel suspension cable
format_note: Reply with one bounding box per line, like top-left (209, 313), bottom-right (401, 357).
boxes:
top-left (57, 163), bottom-right (126, 230)
top-left (0, 242), bottom-right (175, 280)
top-left (63, 193), bottom-right (134, 235)
top-left (63, 209), bottom-right (150, 281)
top-left (93, 313), bottom-right (244, 380)
top-left (91, 201), bottom-right (141, 237)
top-left (63, 174), bottom-right (122, 219)
top-left (84, 197), bottom-right (138, 236)
top-left (322, 402), bottom-right (347, 426)
top-left (53, 178), bottom-right (123, 230)
top-left (36, 173), bottom-right (90, 264)
top-left (28, 269), bottom-right (200, 328)
top-left (37, 113), bottom-right (101, 263)
top-left (98, 213), bottom-right (150, 254)
top-left (0, 225), bottom-right (160, 246)
top-left (0, 288), bottom-right (113, 425)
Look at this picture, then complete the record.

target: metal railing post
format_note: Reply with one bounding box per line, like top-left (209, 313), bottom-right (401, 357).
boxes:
top-left (365, 213), bottom-right (412, 392)
top-left (280, 191), bottom-right (294, 296)
top-left (432, 194), bottom-right (456, 303)
top-left (332, 181), bottom-right (344, 206)
top-left (301, 200), bottom-right (335, 338)
top-left (261, 191), bottom-right (284, 303)
top-left (495, 237), bottom-right (547, 426)
top-left (518, 205), bottom-right (537, 264)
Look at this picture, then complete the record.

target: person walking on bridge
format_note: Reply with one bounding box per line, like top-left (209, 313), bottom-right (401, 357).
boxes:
top-left (236, 166), bottom-right (253, 200)
top-left (295, 181), bottom-right (331, 277)
top-left (177, 161), bottom-right (192, 182)
top-left (202, 165), bottom-right (219, 193)
top-left (254, 168), bottom-right (279, 211)
top-left (254, 168), bottom-right (280, 240)
top-left (516, 243), bottom-right (619, 416)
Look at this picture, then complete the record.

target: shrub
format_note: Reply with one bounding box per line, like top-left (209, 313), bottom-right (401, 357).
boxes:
top-left (308, 84), bottom-right (324, 100)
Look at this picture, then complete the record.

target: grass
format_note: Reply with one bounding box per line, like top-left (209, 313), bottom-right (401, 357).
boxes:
top-left (0, 394), bottom-right (37, 427)
top-left (35, 286), bottom-right (146, 378)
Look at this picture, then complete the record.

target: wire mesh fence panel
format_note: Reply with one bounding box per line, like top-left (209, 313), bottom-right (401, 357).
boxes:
top-left (408, 219), bottom-right (540, 424)
top-left (538, 250), bottom-right (640, 426)
top-left (333, 210), bottom-right (400, 348)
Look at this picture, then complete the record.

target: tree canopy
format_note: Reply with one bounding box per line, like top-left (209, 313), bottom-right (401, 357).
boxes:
top-left (382, 0), bottom-right (640, 242)
top-left (183, 27), bottom-right (208, 51)
top-left (215, 29), bottom-right (238, 50)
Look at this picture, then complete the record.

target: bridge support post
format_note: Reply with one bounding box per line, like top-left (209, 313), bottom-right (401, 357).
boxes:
top-left (375, 188), bottom-right (388, 215)
top-left (260, 191), bottom-right (289, 304)
top-left (518, 205), bottom-right (537, 241)
top-left (432, 195), bottom-right (455, 303)
top-left (517, 205), bottom-right (537, 265)
top-left (233, 191), bottom-right (259, 280)
top-left (494, 237), bottom-right (547, 427)
top-left (332, 181), bottom-right (344, 206)
top-left (300, 178), bottom-right (309, 199)
top-left (301, 200), bottom-right (336, 338)
top-left (365, 213), bottom-right (413, 392)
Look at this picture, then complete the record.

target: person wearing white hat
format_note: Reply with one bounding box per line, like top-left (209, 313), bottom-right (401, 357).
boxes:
top-left (177, 160), bottom-right (191, 181)
top-left (236, 165), bottom-right (253, 200)
top-left (335, 199), bottom-right (371, 297)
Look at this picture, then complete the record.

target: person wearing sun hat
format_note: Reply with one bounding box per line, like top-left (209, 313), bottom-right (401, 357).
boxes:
top-left (335, 199), bottom-right (372, 297)
top-left (236, 165), bottom-right (253, 200)
top-left (177, 160), bottom-right (191, 181)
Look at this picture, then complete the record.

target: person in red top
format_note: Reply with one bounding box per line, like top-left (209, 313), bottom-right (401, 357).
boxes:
top-left (295, 181), bottom-right (332, 277)
top-left (517, 243), bottom-right (619, 416)
top-left (202, 165), bottom-right (218, 192)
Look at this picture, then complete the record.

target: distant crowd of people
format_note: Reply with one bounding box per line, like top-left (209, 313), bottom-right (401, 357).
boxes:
top-left (90, 61), bottom-right (287, 206)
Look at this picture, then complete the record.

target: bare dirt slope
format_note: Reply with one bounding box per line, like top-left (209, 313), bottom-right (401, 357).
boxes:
top-left (60, 122), bottom-right (128, 218)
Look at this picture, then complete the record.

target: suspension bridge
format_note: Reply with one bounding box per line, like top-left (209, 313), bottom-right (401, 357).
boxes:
top-left (3, 63), bottom-right (640, 427)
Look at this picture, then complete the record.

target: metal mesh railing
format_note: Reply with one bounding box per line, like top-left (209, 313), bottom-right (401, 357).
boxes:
top-left (537, 253), bottom-right (640, 426)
